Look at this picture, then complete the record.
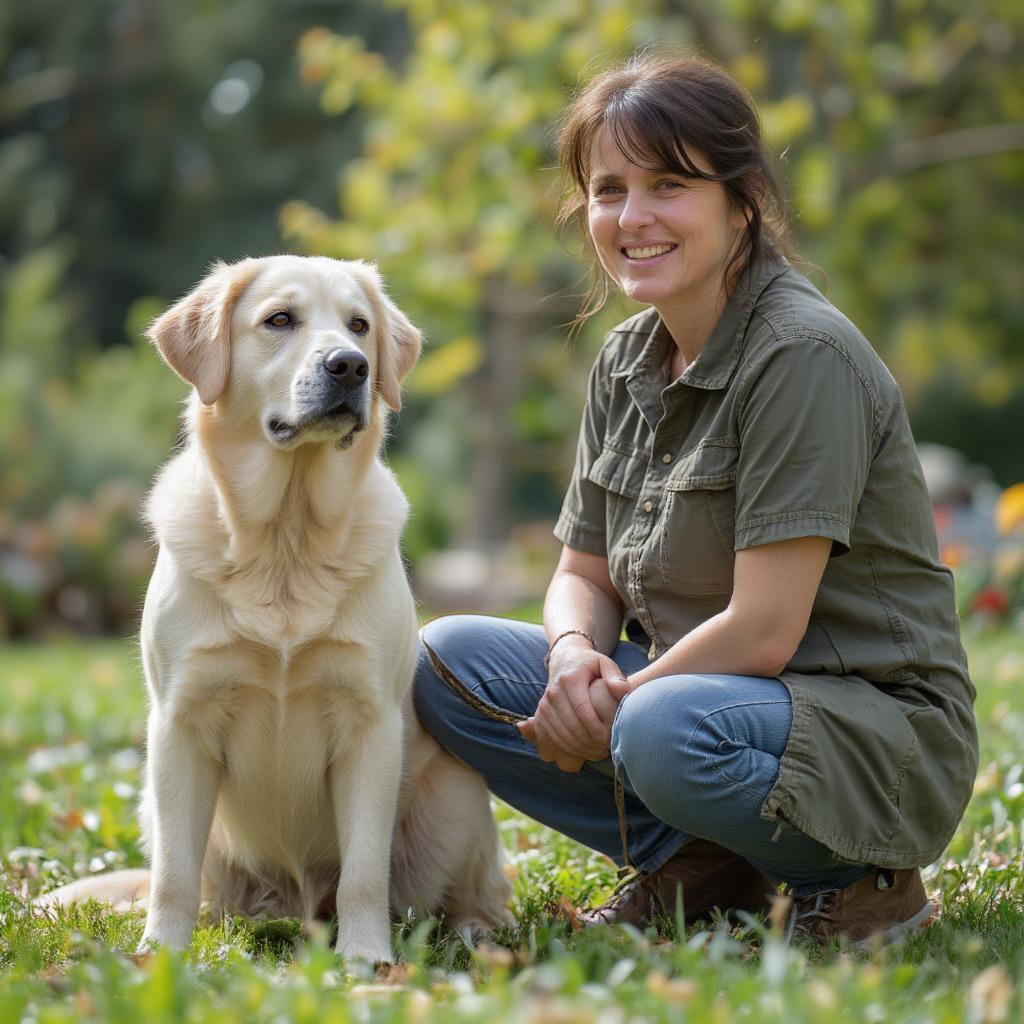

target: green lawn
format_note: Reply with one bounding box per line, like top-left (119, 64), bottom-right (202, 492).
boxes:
top-left (1, 629), bottom-right (1023, 1022)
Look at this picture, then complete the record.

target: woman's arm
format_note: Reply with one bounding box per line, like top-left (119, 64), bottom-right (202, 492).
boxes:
top-left (517, 546), bottom-right (630, 770)
top-left (627, 535), bottom-right (832, 688)
top-left (543, 545), bottom-right (623, 654)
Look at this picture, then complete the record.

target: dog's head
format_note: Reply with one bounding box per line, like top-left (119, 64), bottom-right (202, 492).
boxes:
top-left (148, 255), bottom-right (421, 449)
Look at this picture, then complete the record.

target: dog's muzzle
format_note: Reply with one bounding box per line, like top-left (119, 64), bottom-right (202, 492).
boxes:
top-left (266, 348), bottom-right (371, 448)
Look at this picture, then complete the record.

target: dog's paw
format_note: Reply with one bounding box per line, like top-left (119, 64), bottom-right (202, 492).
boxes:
top-left (333, 941), bottom-right (394, 971)
top-left (450, 904), bottom-right (516, 942)
top-left (130, 942), bottom-right (157, 966)
top-left (137, 916), bottom-right (193, 954)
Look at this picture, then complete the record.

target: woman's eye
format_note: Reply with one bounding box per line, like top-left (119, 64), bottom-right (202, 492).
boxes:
top-left (265, 311), bottom-right (292, 328)
top-left (349, 316), bottom-right (369, 334)
top-left (656, 179), bottom-right (684, 190)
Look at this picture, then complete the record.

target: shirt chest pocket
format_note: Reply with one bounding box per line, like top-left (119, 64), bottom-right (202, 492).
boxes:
top-left (659, 444), bottom-right (738, 596)
top-left (586, 444), bottom-right (647, 586)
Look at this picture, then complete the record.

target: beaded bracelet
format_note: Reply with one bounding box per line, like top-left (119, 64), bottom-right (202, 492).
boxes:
top-left (543, 629), bottom-right (596, 668)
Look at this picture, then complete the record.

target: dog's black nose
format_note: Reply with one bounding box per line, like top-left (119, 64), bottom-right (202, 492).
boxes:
top-left (322, 349), bottom-right (369, 387)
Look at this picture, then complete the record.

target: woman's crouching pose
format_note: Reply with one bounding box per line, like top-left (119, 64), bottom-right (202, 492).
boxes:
top-left (414, 52), bottom-right (977, 948)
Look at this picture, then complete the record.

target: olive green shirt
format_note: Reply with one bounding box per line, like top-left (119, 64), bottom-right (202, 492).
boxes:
top-left (554, 251), bottom-right (978, 867)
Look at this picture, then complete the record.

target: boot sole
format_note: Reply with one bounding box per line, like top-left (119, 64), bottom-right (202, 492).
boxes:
top-left (852, 899), bottom-right (938, 951)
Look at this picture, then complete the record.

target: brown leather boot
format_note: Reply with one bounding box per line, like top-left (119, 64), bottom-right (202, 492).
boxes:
top-left (783, 868), bottom-right (937, 949)
top-left (580, 838), bottom-right (777, 928)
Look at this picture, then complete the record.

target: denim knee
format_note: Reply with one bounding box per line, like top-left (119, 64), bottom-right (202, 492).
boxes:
top-left (419, 613), bottom-right (484, 657)
top-left (414, 615), bottom-right (486, 715)
top-left (413, 616), bottom-right (474, 740)
top-left (610, 674), bottom-right (792, 813)
top-left (611, 677), bottom-right (706, 807)
top-left (414, 613), bottom-right (549, 743)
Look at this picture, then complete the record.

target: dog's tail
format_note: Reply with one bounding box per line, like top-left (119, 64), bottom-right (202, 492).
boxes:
top-left (33, 869), bottom-right (152, 914)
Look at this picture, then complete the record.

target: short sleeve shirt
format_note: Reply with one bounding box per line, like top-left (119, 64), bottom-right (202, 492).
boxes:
top-left (554, 251), bottom-right (978, 867)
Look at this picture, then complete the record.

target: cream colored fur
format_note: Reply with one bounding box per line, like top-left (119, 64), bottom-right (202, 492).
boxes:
top-left (37, 256), bottom-right (512, 961)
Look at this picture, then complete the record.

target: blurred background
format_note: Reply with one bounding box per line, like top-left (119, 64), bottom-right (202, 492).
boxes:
top-left (1, 0), bottom-right (1022, 639)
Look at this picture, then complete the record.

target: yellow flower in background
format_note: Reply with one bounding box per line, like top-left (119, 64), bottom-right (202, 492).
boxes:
top-left (995, 483), bottom-right (1024, 536)
top-left (994, 547), bottom-right (1024, 582)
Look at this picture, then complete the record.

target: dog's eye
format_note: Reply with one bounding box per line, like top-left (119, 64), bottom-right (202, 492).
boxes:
top-left (265, 311), bottom-right (292, 328)
top-left (349, 316), bottom-right (369, 335)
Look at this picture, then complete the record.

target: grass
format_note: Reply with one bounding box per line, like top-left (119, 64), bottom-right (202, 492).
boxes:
top-left (2, 628), bottom-right (1023, 1021)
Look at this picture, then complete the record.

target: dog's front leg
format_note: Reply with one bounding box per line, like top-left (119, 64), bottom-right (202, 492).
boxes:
top-left (329, 705), bottom-right (403, 964)
top-left (138, 716), bottom-right (222, 952)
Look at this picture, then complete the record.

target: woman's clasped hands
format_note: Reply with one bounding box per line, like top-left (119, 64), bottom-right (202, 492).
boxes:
top-left (516, 640), bottom-right (632, 772)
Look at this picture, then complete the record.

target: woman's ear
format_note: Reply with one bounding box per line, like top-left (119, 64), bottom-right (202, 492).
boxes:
top-left (147, 259), bottom-right (260, 405)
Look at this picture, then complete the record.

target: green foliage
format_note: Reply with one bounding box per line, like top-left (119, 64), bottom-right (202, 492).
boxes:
top-left (0, 249), bottom-right (181, 636)
top-left (2, 631), bottom-right (1024, 1020)
top-left (287, 2), bottom-right (659, 332)
top-left (774, 2), bottom-right (1024, 484)
top-left (0, 249), bottom-right (184, 520)
top-left (0, 0), bottom-right (386, 342)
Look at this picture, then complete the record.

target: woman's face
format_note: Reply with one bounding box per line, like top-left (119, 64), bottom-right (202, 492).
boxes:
top-left (586, 127), bottom-right (746, 316)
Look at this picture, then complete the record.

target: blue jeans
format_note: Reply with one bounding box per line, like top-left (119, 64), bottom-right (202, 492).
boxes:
top-left (414, 615), bottom-right (873, 897)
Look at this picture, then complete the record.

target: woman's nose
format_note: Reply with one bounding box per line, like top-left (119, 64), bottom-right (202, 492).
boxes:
top-left (618, 191), bottom-right (655, 231)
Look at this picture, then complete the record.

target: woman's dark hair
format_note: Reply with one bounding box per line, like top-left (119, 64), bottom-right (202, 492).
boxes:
top-left (556, 51), bottom-right (794, 328)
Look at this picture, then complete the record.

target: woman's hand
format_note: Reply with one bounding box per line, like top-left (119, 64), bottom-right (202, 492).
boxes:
top-left (517, 643), bottom-right (631, 771)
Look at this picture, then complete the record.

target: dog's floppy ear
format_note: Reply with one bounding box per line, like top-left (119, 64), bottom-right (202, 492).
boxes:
top-left (147, 259), bottom-right (260, 406)
top-left (353, 262), bottom-right (422, 412)
top-left (378, 297), bottom-right (422, 412)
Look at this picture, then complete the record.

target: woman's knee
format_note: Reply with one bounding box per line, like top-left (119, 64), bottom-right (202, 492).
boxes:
top-left (419, 613), bottom-right (490, 659)
top-left (610, 674), bottom-right (791, 809)
top-left (611, 677), bottom-right (705, 799)
top-left (413, 615), bottom-right (483, 740)
top-left (414, 613), bottom-right (546, 743)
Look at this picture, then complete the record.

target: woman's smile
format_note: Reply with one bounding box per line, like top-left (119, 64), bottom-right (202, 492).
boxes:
top-left (621, 242), bottom-right (678, 261)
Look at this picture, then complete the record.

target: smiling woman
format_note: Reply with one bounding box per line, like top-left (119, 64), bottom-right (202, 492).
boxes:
top-left (413, 51), bottom-right (978, 951)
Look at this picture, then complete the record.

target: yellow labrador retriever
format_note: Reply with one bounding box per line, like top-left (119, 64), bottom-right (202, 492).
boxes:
top-left (40, 256), bottom-right (512, 961)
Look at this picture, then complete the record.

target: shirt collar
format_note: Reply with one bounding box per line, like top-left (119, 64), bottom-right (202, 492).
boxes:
top-left (619, 248), bottom-right (790, 409)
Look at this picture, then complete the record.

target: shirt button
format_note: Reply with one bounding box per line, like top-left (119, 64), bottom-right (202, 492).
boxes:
top-left (643, 500), bottom-right (654, 513)
top-left (661, 452), bottom-right (673, 464)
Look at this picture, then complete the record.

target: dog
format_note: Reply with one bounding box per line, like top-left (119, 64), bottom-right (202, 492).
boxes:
top-left (37, 255), bottom-right (513, 961)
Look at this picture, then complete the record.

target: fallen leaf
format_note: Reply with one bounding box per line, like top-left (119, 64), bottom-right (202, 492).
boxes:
top-left (544, 897), bottom-right (582, 932)
top-left (476, 941), bottom-right (515, 967)
top-left (374, 960), bottom-right (412, 985)
top-left (73, 991), bottom-right (96, 1017)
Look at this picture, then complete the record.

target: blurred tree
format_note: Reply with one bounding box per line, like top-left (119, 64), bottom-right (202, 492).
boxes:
top-left (287, 0), bottom-right (1023, 558)
top-left (0, 0), bottom-right (398, 348)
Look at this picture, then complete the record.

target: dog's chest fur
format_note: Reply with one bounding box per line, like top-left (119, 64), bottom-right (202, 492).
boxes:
top-left (143, 442), bottom-right (415, 890)
top-left (210, 639), bottom-right (372, 877)
top-left (156, 443), bottom-right (407, 649)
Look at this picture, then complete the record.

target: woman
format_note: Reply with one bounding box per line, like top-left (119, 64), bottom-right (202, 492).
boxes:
top-left (414, 53), bottom-right (977, 946)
